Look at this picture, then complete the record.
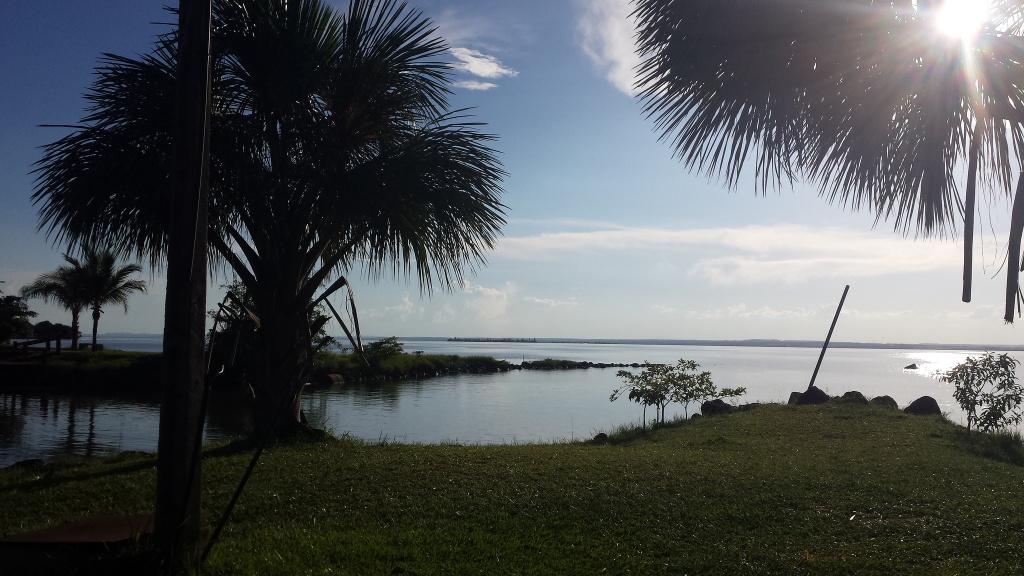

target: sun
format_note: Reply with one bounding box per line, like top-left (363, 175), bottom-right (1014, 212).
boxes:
top-left (934, 0), bottom-right (992, 40)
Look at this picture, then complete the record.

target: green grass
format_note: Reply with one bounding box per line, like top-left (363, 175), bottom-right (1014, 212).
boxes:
top-left (3, 403), bottom-right (1024, 574)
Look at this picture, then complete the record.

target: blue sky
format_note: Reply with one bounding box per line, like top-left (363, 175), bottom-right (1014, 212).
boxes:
top-left (1, 0), bottom-right (1020, 345)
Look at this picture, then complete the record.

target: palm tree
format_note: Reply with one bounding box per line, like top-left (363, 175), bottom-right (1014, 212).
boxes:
top-left (32, 0), bottom-right (506, 434)
top-left (76, 245), bottom-right (148, 351)
top-left (20, 253), bottom-right (89, 349)
top-left (634, 0), bottom-right (1024, 317)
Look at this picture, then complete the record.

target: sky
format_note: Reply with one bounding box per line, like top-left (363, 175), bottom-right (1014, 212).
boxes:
top-left (1, 0), bottom-right (1022, 346)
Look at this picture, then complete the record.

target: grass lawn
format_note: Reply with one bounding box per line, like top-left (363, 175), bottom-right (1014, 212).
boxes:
top-left (2, 402), bottom-right (1024, 574)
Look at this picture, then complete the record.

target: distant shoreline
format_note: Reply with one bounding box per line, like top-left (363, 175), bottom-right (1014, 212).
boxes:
top-left (96, 333), bottom-right (1024, 352)
top-left (403, 336), bottom-right (1024, 352)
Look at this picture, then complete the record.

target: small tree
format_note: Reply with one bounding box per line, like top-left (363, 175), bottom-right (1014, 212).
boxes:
top-left (943, 352), bottom-right (1024, 433)
top-left (0, 283), bottom-right (37, 345)
top-left (612, 359), bottom-right (744, 426)
top-left (666, 359), bottom-right (717, 419)
top-left (364, 337), bottom-right (405, 368)
top-left (33, 321), bottom-right (77, 342)
top-left (612, 362), bottom-right (672, 428)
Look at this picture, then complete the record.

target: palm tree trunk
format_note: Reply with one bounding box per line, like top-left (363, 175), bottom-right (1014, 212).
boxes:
top-left (71, 308), bottom-right (80, 350)
top-left (253, 295), bottom-right (312, 437)
top-left (962, 123), bottom-right (982, 302)
top-left (155, 0), bottom-right (211, 571)
top-left (1004, 172), bottom-right (1024, 323)
top-left (90, 305), bottom-right (100, 352)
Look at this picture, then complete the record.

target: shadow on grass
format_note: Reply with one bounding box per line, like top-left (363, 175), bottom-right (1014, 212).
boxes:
top-left (949, 428), bottom-right (1024, 467)
top-left (0, 435), bottom-right (266, 495)
top-left (589, 414), bottom-right (697, 446)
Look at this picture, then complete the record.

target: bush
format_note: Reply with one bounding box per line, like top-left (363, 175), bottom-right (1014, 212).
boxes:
top-left (943, 352), bottom-right (1024, 433)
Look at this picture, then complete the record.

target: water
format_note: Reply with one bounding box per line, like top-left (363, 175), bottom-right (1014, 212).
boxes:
top-left (0, 336), bottom-right (1009, 467)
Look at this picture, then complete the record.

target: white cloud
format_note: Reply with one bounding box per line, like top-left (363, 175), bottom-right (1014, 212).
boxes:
top-left (651, 304), bottom-right (677, 315)
top-left (843, 308), bottom-right (915, 319)
top-left (496, 224), bottom-right (962, 285)
top-left (699, 303), bottom-right (819, 320)
top-left (576, 0), bottom-right (640, 96)
top-left (454, 80), bottom-right (499, 91)
top-left (450, 47), bottom-right (517, 80)
top-left (433, 9), bottom-right (493, 47)
top-left (524, 296), bottom-right (578, 309)
top-left (432, 304), bottom-right (456, 324)
top-left (365, 292), bottom-right (418, 321)
top-left (463, 281), bottom-right (517, 319)
top-left (938, 304), bottom-right (1003, 320)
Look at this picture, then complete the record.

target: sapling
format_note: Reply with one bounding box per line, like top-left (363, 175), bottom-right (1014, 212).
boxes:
top-left (943, 352), bottom-right (1023, 433)
top-left (612, 359), bottom-right (744, 426)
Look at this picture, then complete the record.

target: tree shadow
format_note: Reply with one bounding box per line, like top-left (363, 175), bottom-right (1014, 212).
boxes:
top-left (947, 427), bottom-right (1024, 467)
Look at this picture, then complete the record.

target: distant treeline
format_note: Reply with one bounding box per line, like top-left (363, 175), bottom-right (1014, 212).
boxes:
top-left (447, 337), bottom-right (537, 343)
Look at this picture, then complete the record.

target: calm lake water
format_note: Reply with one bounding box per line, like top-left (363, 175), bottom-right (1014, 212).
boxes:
top-left (0, 335), bottom-right (1009, 467)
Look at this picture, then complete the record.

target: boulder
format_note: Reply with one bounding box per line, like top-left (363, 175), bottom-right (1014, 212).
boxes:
top-left (701, 398), bottom-right (734, 416)
top-left (8, 458), bottom-right (45, 470)
top-left (869, 395), bottom-right (899, 410)
top-left (313, 373), bottom-right (344, 386)
top-left (838, 391), bottom-right (868, 405)
top-left (904, 363), bottom-right (919, 370)
top-left (738, 402), bottom-right (761, 412)
top-left (592, 432), bottom-right (608, 443)
top-left (788, 391), bottom-right (803, 405)
top-left (796, 385), bottom-right (830, 405)
top-left (904, 396), bottom-right (942, 416)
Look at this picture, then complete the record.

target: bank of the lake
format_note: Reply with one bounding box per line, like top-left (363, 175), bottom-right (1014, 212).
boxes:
top-left (2, 403), bottom-right (1023, 574)
top-left (3, 342), bottom-right (1014, 467)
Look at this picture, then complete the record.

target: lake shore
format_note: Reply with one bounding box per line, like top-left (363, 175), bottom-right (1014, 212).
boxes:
top-left (2, 403), bottom-right (1023, 574)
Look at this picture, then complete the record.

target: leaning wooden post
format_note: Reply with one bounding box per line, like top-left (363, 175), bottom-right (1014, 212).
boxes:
top-left (808, 285), bottom-right (849, 391)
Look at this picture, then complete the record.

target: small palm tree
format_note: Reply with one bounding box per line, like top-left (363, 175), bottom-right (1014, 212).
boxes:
top-left (20, 254), bottom-right (90, 348)
top-left (77, 245), bottom-right (147, 351)
top-left (32, 0), bottom-right (506, 434)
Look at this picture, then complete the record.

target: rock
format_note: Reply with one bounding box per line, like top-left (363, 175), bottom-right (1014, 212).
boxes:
top-left (701, 398), bottom-right (734, 416)
top-left (838, 391), bottom-right (868, 405)
top-left (592, 432), bottom-right (608, 443)
top-left (314, 373), bottom-right (344, 386)
top-left (904, 396), bottom-right (942, 415)
top-left (738, 403), bottom-right (761, 412)
top-left (7, 458), bottom-right (45, 470)
top-left (788, 391), bottom-right (803, 405)
top-left (869, 395), bottom-right (899, 410)
top-left (796, 385), bottom-right (830, 405)
top-left (690, 413), bottom-right (703, 419)
top-left (904, 363), bottom-right (919, 370)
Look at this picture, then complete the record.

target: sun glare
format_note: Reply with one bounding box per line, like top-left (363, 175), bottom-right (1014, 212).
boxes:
top-left (935, 0), bottom-right (991, 39)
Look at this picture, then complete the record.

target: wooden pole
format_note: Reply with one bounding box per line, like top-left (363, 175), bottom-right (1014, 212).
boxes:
top-left (155, 0), bottom-right (211, 572)
top-left (808, 285), bottom-right (849, 391)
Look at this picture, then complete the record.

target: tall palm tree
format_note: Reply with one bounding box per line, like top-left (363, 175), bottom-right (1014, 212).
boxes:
top-left (634, 0), bottom-right (1024, 317)
top-left (77, 245), bottom-right (148, 351)
top-left (32, 0), bottom-right (506, 434)
top-left (20, 253), bottom-right (89, 349)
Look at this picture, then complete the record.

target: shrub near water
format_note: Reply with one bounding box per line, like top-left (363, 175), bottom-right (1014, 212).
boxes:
top-left (0, 349), bottom-right (162, 391)
top-left (314, 349), bottom-right (512, 380)
top-left (943, 352), bottom-right (1024, 433)
top-left (4, 403), bottom-right (1024, 574)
